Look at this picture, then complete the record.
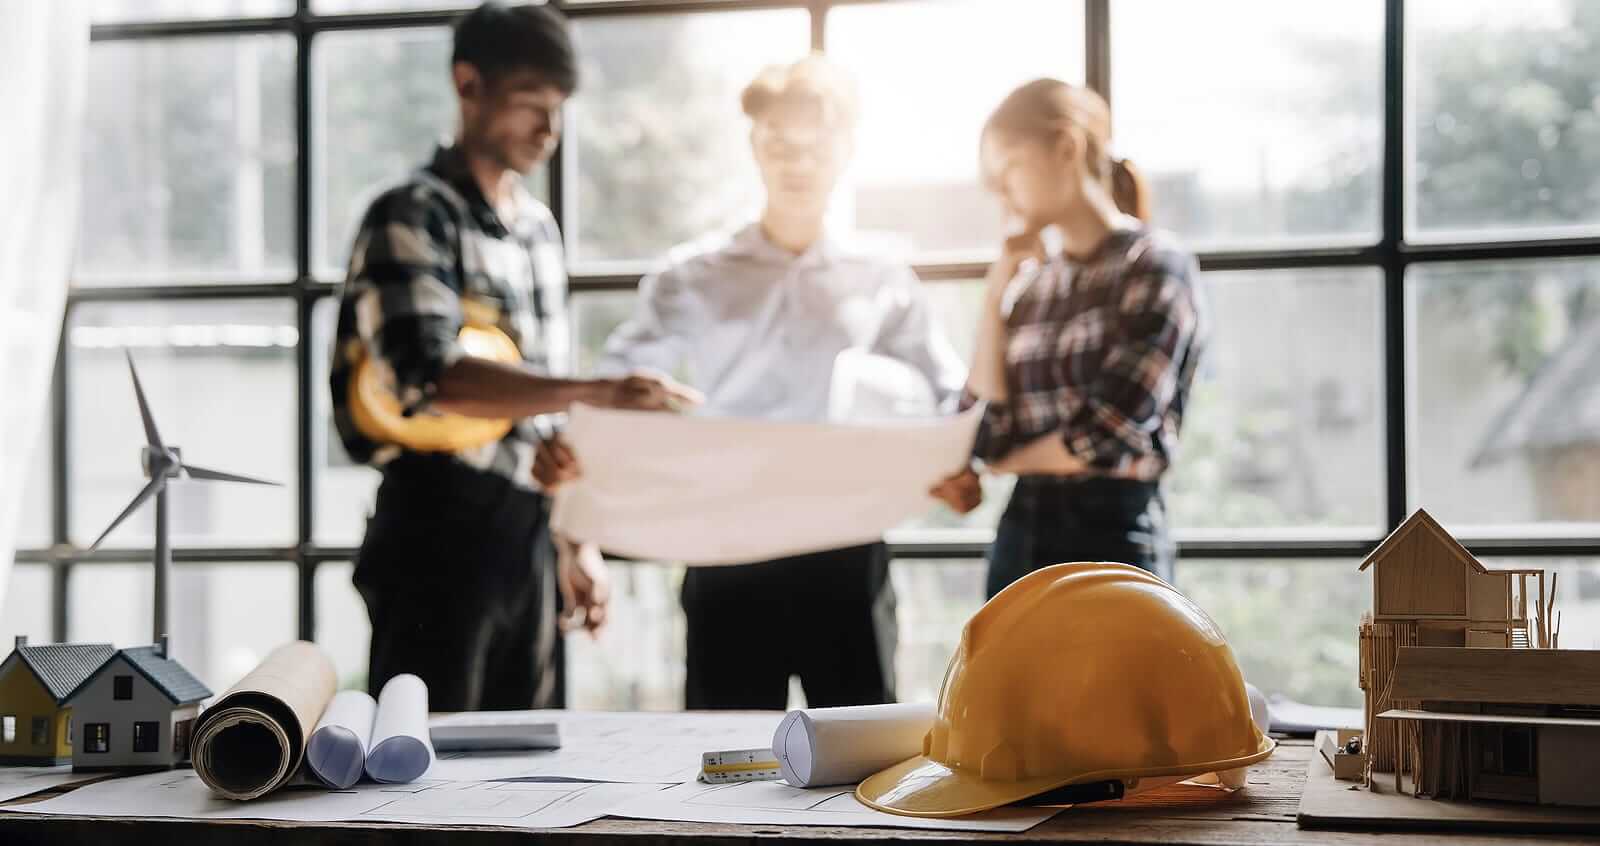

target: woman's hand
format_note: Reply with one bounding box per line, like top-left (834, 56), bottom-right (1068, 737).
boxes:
top-left (987, 227), bottom-right (1047, 298)
top-left (930, 466), bottom-right (983, 514)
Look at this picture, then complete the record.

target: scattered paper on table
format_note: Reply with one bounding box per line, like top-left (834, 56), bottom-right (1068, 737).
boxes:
top-left (608, 779), bottom-right (1062, 832)
top-left (0, 766), bottom-right (100, 804)
top-left (4, 769), bottom-right (663, 830)
top-left (551, 403), bottom-right (984, 565)
top-left (425, 710), bottom-right (780, 784)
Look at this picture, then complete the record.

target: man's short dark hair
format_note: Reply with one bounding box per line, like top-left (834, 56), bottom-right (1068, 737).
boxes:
top-left (453, 2), bottom-right (578, 94)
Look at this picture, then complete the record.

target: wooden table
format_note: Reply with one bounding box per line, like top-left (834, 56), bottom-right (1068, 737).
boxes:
top-left (0, 741), bottom-right (1589, 844)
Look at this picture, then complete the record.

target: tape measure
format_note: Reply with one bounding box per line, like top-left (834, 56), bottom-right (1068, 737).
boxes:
top-left (700, 748), bottom-right (783, 784)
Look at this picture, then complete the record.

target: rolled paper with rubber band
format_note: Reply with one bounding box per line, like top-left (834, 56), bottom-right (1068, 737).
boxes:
top-left (191, 641), bottom-right (337, 801)
top-left (772, 703), bottom-right (936, 788)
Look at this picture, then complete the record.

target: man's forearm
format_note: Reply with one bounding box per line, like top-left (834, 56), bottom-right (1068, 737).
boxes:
top-left (431, 356), bottom-right (611, 419)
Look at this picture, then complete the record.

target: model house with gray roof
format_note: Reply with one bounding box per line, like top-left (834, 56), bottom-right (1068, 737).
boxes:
top-left (65, 636), bottom-right (211, 771)
top-left (0, 638), bottom-right (117, 765)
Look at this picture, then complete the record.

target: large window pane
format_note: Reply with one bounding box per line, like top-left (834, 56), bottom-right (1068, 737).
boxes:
top-left (891, 559), bottom-right (984, 705)
top-left (13, 416), bottom-right (52, 550)
top-left (0, 565), bottom-right (51, 646)
top-left (93, 0), bottom-right (292, 23)
top-left (1168, 269), bottom-right (1385, 535)
top-left (568, 10), bottom-right (810, 268)
top-left (566, 562), bottom-right (686, 710)
top-left (1409, 259), bottom-right (1600, 531)
top-left (571, 290), bottom-right (638, 378)
top-left (1176, 560), bottom-right (1368, 708)
top-left (1409, 0), bottom-right (1600, 241)
top-left (70, 300), bottom-right (297, 547)
top-left (312, 298), bottom-right (381, 547)
top-left (68, 562), bottom-right (297, 693)
top-left (314, 562), bottom-right (371, 691)
top-left (313, 27), bottom-right (550, 279)
top-left (1482, 559), bottom-right (1600, 651)
top-left (79, 36), bottom-right (295, 283)
top-left (890, 281), bottom-right (1012, 536)
top-left (829, 0), bottom-right (1084, 259)
top-left (1113, 0), bottom-right (1383, 249)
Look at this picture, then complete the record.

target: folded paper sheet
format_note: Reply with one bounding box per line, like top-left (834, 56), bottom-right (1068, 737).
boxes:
top-left (425, 710), bottom-right (780, 784)
top-left (773, 703), bottom-right (936, 788)
top-left (551, 404), bottom-right (984, 565)
top-left (191, 640), bottom-right (338, 800)
top-left (307, 690), bottom-right (376, 789)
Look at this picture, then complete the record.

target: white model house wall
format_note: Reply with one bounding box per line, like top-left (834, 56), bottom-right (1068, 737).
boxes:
top-left (69, 655), bottom-right (196, 770)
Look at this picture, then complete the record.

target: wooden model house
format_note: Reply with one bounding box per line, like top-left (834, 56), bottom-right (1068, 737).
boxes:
top-left (1376, 646), bottom-right (1600, 807)
top-left (1357, 509), bottom-right (1561, 790)
top-left (0, 638), bottom-right (117, 765)
top-left (65, 636), bottom-right (210, 771)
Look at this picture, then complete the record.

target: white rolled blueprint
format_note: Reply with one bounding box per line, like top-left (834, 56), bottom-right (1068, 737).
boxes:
top-left (306, 690), bottom-right (377, 789)
top-left (773, 703), bottom-right (937, 788)
top-left (364, 674), bottom-right (434, 784)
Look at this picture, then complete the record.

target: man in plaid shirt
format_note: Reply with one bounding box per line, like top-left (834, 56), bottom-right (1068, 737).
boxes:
top-left (330, 2), bottom-right (695, 711)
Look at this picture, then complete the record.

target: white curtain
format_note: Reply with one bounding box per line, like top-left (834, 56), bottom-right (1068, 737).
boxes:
top-left (0, 3), bottom-right (89, 613)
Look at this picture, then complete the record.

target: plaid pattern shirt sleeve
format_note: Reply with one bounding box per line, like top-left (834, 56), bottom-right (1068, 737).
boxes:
top-left (1060, 246), bottom-right (1203, 474)
top-left (967, 230), bottom-right (1206, 478)
top-left (347, 186), bottom-right (468, 412)
top-left (965, 386), bottom-right (1016, 463)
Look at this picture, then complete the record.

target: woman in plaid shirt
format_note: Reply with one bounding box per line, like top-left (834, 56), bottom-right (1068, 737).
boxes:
top-left (931, 79), bottom-right (1208, 598)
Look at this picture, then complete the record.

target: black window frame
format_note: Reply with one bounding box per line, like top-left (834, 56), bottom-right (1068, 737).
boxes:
top-left (84, 722), bottom-right (110, 754)
top-left (11, 0), bottom-right (1600, 701)
top-left (113, 675), bottom-right (133, 701)
top-left (132, 720), bottom-right (161, 754)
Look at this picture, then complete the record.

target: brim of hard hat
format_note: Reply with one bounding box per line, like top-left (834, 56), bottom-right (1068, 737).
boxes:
top-left (855, 735), bottom-right (1276, 818)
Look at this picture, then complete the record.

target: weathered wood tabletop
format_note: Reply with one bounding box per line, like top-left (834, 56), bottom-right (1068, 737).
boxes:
top-left (0, 740), bottom-right (1589, 844)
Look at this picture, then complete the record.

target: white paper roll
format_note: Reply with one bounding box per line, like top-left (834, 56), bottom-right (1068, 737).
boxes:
top-left (365, 674), bottom-right (434, 784)
top-left (307, 690), bottom-right (377, 789)
top-left (772, 703), bottom-right (936, 788)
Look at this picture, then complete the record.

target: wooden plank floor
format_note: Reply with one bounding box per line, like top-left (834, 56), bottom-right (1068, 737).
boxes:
top-left (0, 741), bottom-right (1591, 844)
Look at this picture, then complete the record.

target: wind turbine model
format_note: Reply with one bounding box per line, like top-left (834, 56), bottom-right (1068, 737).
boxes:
top-left (89, 351), bottom-right (282, 642)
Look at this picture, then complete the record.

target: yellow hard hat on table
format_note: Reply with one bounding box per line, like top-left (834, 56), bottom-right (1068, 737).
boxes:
top-left (856, 561), bottom-right (1273, 818)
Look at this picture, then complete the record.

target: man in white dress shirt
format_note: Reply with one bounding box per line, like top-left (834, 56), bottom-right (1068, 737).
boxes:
top-left (591, 56), bottom-right (966, 709)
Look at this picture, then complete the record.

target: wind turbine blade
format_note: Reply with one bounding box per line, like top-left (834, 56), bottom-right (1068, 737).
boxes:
top-left (126, 350), bottom-right (165, 451)
top-left (89, 477), bottom-right (166, 551)
top-left (181, 463), bottom-right (282, 487)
